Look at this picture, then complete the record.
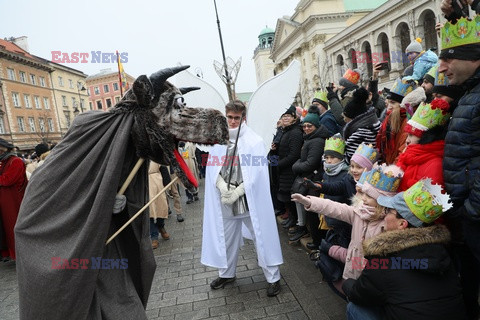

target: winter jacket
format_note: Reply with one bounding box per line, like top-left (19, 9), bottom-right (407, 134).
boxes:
top-left (376, 109), bottom-right (408, 165)
top-left (342, 225), bottom-right (466, 320)
top-left (292, 125), bottom-right (330, 178)
top-left (403, 50), bottom-right (438, 82)
top-left (277, 120), bottom-right (303, 194)
top-left (443, 68), bottom-right (480, 221)
top-left (367, 79), bottom-right (386, 118)
top-left (397, 138), bottom-right (445, 192)
top-left (327, 86), bottom-right (358, 127)
top-left (343, 108), bottom-right (381, 164)
top-left (317, 173), bottom-right (357, 204)
top-left (305, 194), bottom-right (385, 280)
top-left (319, 110), bottom-right (340, 137)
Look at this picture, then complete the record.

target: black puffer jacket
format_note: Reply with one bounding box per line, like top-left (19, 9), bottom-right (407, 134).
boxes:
top-left (443, 68), bottom-right (480, 221)
top-left (277, 120), bottom-right (303, 193)
top-left (292, 125), bottom-right (330, 178)
top-left (343, 225), bottom-right (466, 320)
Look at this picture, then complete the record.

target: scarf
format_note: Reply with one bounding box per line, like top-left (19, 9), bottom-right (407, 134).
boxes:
top-left (396, 140), bottom-right (445, 170)
top-left (323, 160), bottom-right (349, 176)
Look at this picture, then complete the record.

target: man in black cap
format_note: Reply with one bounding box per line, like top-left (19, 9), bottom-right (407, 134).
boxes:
top-left (0, 138), bottom-right (27, 261)
top-left (439, 2), bottom-right (480, 318)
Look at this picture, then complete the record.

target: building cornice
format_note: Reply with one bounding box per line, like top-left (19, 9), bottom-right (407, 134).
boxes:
top-left (0, 49), bottom-right (54, 72)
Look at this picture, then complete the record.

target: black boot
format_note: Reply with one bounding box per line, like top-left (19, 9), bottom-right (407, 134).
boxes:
top-left (289, 226), bottom-right (308, 241)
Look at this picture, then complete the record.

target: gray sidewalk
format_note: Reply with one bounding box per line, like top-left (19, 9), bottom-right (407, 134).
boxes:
top-left (0, 179), bottom-right (346, 319)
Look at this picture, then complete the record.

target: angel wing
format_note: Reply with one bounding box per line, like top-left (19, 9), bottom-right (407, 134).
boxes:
top-left (247, 60), bottom-right (301, 152)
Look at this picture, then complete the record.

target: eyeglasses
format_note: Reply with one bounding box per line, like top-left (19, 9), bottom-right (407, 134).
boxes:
top-left (302, 123), bottom-right (313, 128)
top-left (226, 115), bottom-right (242, 122)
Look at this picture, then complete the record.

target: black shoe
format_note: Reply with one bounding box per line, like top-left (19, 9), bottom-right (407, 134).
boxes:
top-left (267, 280), bottom-right (281, 297)
top-left (210, 277), bottom-right (236, 289)
top-left (194, 195), bottom-right (199, 201)
top-left (288, 226), bottom-right (308, 241)
top-left (306, 242), bottom-right (320, 251)
top-left (281, 217), bottom-right (292, 226)
top-left (176, 214), bottom-right (184, 222)
top-left (282, 218), bottom-right (296, 229)
top-left (186, 199), bottom-right (193, 204)
top-left (288, 225), bottom-right (299, 235)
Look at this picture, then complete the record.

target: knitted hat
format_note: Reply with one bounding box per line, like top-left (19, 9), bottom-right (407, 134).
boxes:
top-left (282, 105), bottom-right (297, 117)
top-left (440, 15), bottom-right (480, 60)
top-left (361, 164), bottom-right (403, 200)
top-left (0, 138), bottom-right (14, 150)
top-left (404, 98), bottom-right (451, 137)
top-left (377, 178), bottom-right (453, 227)
top-left (405, 38), bottom-right (423, 53)
top-left (302, 105), bottom-right (320, 128)
top-left (324, 133), bottom-right (345, 159)
top-left (35, 143), bottom-right (49, 157)
top-left (339, 69), bottom-right (361, 88)
top-left (343, 87), bottom-right (369, 119)
top-left (312, 90), bottom-right (329, 109)
top-left (351, 143), bottom-right (379, 171)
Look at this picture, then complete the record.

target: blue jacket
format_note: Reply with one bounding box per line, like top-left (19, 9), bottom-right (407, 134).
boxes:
top-left (403, 50), bottom-right (438, 82)
top-left (319, 110), bottom-right (340, 137)
top-left (443, 69), bottom-right (480, 221)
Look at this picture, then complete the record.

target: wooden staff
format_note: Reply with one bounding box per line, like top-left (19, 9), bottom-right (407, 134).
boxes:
top-left (117, 158), bottom-right (145, 196)
top-left (106, 175), bottom-right (179, 245)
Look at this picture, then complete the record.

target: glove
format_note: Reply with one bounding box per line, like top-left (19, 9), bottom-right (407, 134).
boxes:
top-left (113, 195), bottom-right (127, 214)
top-left (326, 87), bottom-right (337, 101)
top-left (216, 175), bottom-right (230, 196)
top-left (291, 193), bottom-right (311, 207)
top-left (222, 183), bottom-right (245, 205)
top-left (303, 178), bottom-right (322, 191)
top-left (320, 239), bottom-right (333, 254)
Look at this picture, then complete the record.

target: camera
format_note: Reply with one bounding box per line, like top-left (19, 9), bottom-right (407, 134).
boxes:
top-left (452, 0), bottom-right (469, 18)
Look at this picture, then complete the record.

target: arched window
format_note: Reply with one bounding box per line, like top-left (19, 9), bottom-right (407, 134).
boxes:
top-left (377, 32), bottom-right (391, 71)
top-left (361, 41), bottom-right (373, 78)
top-left (395, 22), bottom-right (411, 69)
top-left (419, 10), bottom-right (437, 51)
top-left (336, 54), bottom-right (345, 79)
top-left (349, 48), bottom-right (357, 69)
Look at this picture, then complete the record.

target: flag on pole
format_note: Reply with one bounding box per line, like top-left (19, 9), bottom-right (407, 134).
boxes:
top-left (116, 51), bottom-right (129, 97)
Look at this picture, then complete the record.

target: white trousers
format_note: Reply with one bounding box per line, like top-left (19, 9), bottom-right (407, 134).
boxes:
top-left (219, 216), bottom-right (280, 283)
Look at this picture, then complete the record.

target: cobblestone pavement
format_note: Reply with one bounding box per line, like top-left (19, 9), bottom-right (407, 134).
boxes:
top-left (0, 179), bottom-right (346, 320)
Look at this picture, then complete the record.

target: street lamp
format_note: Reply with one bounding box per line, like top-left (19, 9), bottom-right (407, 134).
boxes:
top-left (76, 81), bottom-right (87, 113)
top-left (73, 107), bottom-right (80, 117)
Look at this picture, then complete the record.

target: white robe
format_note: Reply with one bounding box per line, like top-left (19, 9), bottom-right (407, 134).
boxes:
top-left (201, 124), bottom-right (284, 269)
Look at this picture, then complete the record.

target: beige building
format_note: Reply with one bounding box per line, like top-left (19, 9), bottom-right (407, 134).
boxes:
top-left (86, 69), bottom-right (135, 111)
top-left (253, 27), bottom-right (276, 86)
top-left (0, 37), bottom-right (61, 150)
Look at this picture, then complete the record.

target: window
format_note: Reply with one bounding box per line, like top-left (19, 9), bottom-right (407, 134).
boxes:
top-left (12, 92), bottom-right (20, 107)
top-left (94, 87), bottom-right (100, 95)
top-left (19, 71), bottom-right (26, 83)
top-left (47, 118), bottom-right (54, 132)
top-left (30, 74), bottom-right (36, 85)
top-left (87, 88), bottom-right (90, 96)
top-left (39, 76), bottom-right (46, 87)
top-left (106, 98), bottom-right (112, 108)
top-left (28, 117), bottom-right (36, 132)
top-left (34, 96), bottom-right (41, 109)
top-left (80, 99), bottom-right (84, 110)
top-left (24, 94), bottom-right (31, 108)
top-left (62, 95), bottom-right (67, 106)
top-left (43, 97), bottom-right (50, 109)
top-left (89, 102), bottom-right (93, 110)
top-left (38, 118), bottom-right (45, 132)
top-left (58, 76), bottom-right (64, 87)
top-left (0, 116), bottom-right (4, 134)
top-left (104, 84), bottom-right (110, 93)
top-left (72, 97), bottom-right (76, 107)
top-left (113, 83), bottom-right (119, 91)
top-left (17, 117), bottom-right (25, 132)
top-left (7, 68), bottom-right (15, 80)
top-left (69, 79), bottom-right (73, 89)
top-left (115, 96), bottom-right (120, 103)
top-left (64, 112), bottom-right (71, 127)
top-left (96, 100), bottom-right (102, 109)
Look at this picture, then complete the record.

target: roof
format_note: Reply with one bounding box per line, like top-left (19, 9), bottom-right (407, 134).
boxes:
top-left (343, 0), bottom-right (388, 11)
top-left (0, 38), bottom-right (34, 59)
top-left (86, 68), bottom-right (119, 81)
top-left (259, 26), bottom-right (275, 36)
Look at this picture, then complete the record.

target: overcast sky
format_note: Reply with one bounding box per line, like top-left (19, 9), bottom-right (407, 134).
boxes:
top-left (1, 0), bottom-right (297, 99)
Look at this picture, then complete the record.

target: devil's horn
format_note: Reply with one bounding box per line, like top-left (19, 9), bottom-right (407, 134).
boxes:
top-left (179, 87), bottom-right (201, 94)
top-left (150, 65), bottom-right (190, 91)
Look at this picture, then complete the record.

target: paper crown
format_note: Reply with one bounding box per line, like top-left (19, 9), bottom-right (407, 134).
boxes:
top-left (405, 99), bottom-right (450, 136)
top-left (313, 90), bottom-right (329, 103)
top-left (324, 134), bottom-right (346, 156)
top-left (363, 164), bottom-right (402, 193)
top-left (441, 15), bottom-right (480, 51)
top-left (389, 78), bottom-right (415, 99)
top-left (403, 178), bottom-right (453, 224)
top-left (425, 64), bottom-right (438, 82)
top-left (434, 67), bottom-right (449, 87)
top-left (342, 69), bottom-right (360, 85)
top-left (354, 143), bottom-right (379, 162)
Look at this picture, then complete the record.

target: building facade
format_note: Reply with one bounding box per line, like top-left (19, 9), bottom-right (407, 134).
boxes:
top-left (0, 38), bottom-right (61, 150)
top-left (254, 0), bottom-right (440, 105)
top-left (253, 26), bottom-right (276, 86)
top-left (86, 69), bottom-right (135, 111)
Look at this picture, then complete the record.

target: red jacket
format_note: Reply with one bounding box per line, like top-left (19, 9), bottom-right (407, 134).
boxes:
top-left (396, 140), bottom-right (445, 192)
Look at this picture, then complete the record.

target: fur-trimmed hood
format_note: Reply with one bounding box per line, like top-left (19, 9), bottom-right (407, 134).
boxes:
top-left (363, 224), bottom-right (450, 257)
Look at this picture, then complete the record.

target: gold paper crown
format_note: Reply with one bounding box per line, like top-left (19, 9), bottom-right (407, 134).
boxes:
top-left (324, 134), bottom-right (346, 156)
top-left (441, 15), bottom-right (480, 50)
